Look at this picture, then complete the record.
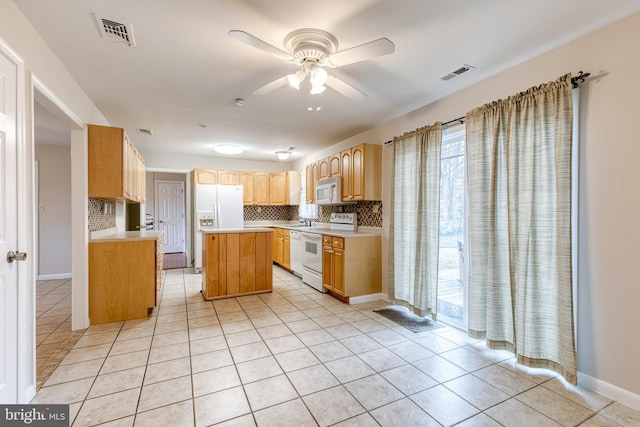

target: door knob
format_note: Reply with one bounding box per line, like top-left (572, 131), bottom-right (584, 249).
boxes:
top-left (7, 251), bottom-right (27, 263)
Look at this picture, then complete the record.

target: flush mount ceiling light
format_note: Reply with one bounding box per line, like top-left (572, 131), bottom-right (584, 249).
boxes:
top-left (276, 151), bottom-right (291, 160)
top-left (276, 147), bottom-right (295, 160)
top-left (214, 144), bottom-right (243, 155)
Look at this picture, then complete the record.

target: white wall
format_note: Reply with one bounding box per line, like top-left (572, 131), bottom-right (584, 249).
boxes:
top-left (142, 150), bottom-right (291, 173)
top-left (34, 145), bottom-right (71, 278)
top-left (294, 12), bottom-right (640, 404)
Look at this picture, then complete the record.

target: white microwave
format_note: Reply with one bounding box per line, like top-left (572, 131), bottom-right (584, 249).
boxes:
top-left (315, 177), bottom-right (341, 205)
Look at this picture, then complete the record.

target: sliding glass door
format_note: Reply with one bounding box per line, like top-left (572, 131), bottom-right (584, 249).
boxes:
top-left (437, 124), bottom-right (467, 328)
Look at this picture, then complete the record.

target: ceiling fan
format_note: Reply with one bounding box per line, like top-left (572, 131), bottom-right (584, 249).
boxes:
top-left (228, 28), bottom-right (395, 101)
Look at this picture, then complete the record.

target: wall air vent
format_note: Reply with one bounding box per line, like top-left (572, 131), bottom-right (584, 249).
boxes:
top-left (440, 64), bottom-right (475, 82)
top-left (137, 128), bottom-right (153, 136)
top-left (92, 13), bottom-right (136, 47)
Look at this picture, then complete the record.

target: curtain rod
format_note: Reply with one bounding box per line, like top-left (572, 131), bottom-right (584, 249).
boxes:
top-left (384, 117), bottom-right (464, 145)
top-left (384, 71), bottom-right (590, 146)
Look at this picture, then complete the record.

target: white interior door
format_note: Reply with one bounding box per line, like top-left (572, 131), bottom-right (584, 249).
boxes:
top-left (157, 181), bottom-right (185, 253)
top-left (0, 45), bottom-right (19, 403)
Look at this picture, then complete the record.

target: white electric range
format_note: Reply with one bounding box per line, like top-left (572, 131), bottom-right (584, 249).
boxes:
top-left (301, 213), bottom-right (357, 292)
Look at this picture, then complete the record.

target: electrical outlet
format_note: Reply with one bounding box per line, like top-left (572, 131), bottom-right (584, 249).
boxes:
top-left (372, 204), bottom-right (380, 214)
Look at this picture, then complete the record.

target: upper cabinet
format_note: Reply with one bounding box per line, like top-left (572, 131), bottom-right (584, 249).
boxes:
top-left (254, 172), bottom-right (270, 205)
top-left (305, 143), bottom-right (381, 203)
top-left (240, 172), bottom-right (255, 205)
top-left (194, 169), bottom-right (217, 185)
top-left (286, 171), bottom-right (301, 205)
top-left (318, 158), bottom-right (329, 180)
top-left (269, 171), bottom-right (301, 206)
top-left (269, 172), bottom-right (287, 205)
top-left (328, 153), bottom-right (341, 178)
top-left (305, 161), bottom-right (320, 203)
top-left (218, 170), bottom-right (240, 185)
top-left (88, 124), bottom-right (146, 202)
top-left (194, 169), bottom-right (301, 206)
top-left (341, 143), bottom-right (381, 201)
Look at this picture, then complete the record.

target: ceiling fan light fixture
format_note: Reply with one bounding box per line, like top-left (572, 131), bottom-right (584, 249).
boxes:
top-left (287, 70), bottom-right (305, 89)
top-left (310, 84), bottom-right (326, 95)
top-left (276, 150), bottom-right (291, 160)
top-left (214, 144), bottom-right (243, 155)
top-left (310, 67), bottom-right (328, 86)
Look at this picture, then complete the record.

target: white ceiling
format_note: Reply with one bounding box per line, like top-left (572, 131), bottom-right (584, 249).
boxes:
top-left (17, 0), bottom-right (640, 162)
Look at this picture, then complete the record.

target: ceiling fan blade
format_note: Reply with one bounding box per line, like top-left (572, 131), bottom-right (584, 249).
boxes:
top-left (228, 30), bottom-right (292, 61)
top-left (328, 38), bottom-right (395, 67)
top-left (251, 76), bottom-right (289, 95)
top-left (326, 75), bottom-right (367, 101)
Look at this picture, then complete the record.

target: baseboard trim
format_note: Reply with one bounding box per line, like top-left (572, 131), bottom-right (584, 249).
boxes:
top-left (349, 293), bottom-right (385, 305)
top-left (578, 371), bottom-right (640, 411)
top-left (37, 273), bottom-right (71, 281)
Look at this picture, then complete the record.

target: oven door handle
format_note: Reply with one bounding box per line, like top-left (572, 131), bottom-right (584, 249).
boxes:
top-left (301, 232), bottom-right (322, 240)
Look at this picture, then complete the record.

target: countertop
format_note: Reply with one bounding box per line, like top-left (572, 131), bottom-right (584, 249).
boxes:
top-left (90, 229), bottom-right (164, 243)
top-left (201, 227), bottom-right (273, 234)
top-left (244, 222), bottom-right (382, 238)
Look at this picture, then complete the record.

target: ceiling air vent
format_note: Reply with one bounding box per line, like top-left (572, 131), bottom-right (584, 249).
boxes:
top-left (92, 13), bottom-right (136, 47)
top-left (137, 128), bottom-right (153, 136)
top-left (440, 64), bottom-right (475, 82)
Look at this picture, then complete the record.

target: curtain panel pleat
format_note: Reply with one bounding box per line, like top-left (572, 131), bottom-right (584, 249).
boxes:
top-left (465, 74), bottom-right (577, 383)
top-left (388, 123), bottom-right (442, 317)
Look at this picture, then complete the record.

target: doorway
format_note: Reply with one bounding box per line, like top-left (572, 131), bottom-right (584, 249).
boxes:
top-left (31, 79), bottom-right (86, 393)
top-left (153, 176), bottom-right (187, 270)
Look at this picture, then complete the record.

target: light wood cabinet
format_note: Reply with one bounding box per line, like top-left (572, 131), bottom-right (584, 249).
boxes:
top-left (193, 169), bottom-right (300, 206)
top-left (323, 236), bottom-right (345, 296)
top-left (340, 143), bottom-right (381, 201)
top-left (328, 153), bottom-right (341, 177)
top-left (240, 172), bottom-right (255, 205)
top-left (269, 172), bottom-right (287, 205)
top-left (194, 169), bottom-right (218, 185)
top-left (255, 173), bottom-right (270, 205)
top-left (305, 163), bottom-right (315, 203)
top-left (286, 171), bottom-right (301, 205)
top-left (318, 158), bottom-right (329, 179)
top-left (89, 237), bottom-right (162, 324)
top-left (305, 162), bottom-right (320, 203)
top-left (202, 231), bottom-right (273, 300)
top-left (218, 170), bottom-right (240, 185)
top-left (272, 228), bottom-right (291, 270)
top-left (322, 234), bottom-right (381, 301)
top-left (88, 124), bottom-right (146, 202)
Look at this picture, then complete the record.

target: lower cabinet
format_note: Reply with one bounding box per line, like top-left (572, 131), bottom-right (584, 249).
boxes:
top-left (89, 238), bottom-right (162, 324)
top-left (323, 237), bottom-right (345, 296)
top-left (202, 231), bottom-right (273, 300)
top-left (273, 228), bottom-right (291, 271)
top-left (322, 234), bottom-right (381, 301)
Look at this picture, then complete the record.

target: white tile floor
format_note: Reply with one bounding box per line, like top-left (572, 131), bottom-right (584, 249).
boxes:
top-left (33, 266), bottom-right (640, 426)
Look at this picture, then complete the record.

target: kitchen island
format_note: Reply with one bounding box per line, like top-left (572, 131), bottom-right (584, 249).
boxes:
top-left (201, 228), bottom-right (273, 300)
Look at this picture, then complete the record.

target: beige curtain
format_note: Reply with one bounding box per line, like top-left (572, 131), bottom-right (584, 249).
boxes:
top-left (388, 123), bottom-right (442, 317)
top-left (466, 74), bottom-right (577, 383)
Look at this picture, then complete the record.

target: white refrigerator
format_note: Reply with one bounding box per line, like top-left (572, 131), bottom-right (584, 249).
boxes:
top-left (193, 184), bottom-right (244, 272)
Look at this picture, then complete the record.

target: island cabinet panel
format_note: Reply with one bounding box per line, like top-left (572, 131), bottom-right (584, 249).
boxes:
top-left (202, 231), bottom-right (273, 300)
top-left (255, 232), bottom-right (271, 291)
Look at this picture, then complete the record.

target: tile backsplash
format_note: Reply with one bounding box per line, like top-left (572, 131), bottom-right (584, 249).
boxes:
top-left (244, 205), bottom-right (298, 222)
top-left (318, 201), bottom-right (382, 228)
top-left (88, 198), bottom-right (116, 231)
top-left (243, 202), bottom-right (382, 228)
